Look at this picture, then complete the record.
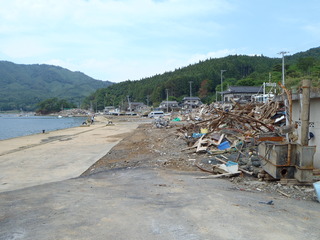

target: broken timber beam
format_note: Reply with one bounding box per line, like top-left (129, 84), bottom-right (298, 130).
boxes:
top-left (215, 156), bottom-right (253, 175)
top-left (196, 171), bottom-right (241, 179)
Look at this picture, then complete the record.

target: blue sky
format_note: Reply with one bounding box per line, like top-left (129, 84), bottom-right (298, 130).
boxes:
top-left (0, 0), bottom-right (319, 82)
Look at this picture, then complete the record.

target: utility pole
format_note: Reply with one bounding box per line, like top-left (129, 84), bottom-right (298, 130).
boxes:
top-left (220, 70), bottom-right (226, 103)
top-left (269, 72), bottom-right (271, 82)
top-left (189, 81), bottom-right (193, 97)
top-left (146, 95), bottom-right (149, 106)
top-left (112, 96), bottom-right (115, 107)
top-left (166, 89), bottom-right (169, 113)
top-left (127, 95), bottom-right (131, 113)
top-left (278, 51), bottom-right (289, 86)
top-left (105, 93), bottom-right (108, 107)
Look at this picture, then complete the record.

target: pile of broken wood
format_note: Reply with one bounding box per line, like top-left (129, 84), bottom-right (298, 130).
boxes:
top-left (176, 100), bottom-right (286, 178)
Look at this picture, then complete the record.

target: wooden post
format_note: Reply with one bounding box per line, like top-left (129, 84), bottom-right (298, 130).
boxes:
top-left (300, 79), bottom-right (311, 146)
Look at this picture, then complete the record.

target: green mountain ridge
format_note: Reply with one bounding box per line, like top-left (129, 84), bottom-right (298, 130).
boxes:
top-left (84, 46), bottom-right (320, 110)
top-left (2, 46), bottom-right (319, 111)
top-left (0, 61), bottom-right (113, 111)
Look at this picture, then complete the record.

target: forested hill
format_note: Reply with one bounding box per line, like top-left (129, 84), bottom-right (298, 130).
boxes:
top-left (0, 61), bottom-right (113, 111)
top-left (84, 47), bottom-right (320, 110)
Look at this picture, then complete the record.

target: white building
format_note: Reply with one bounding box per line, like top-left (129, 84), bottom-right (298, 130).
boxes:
top-left (159, 100), bottom-right (179, 112)
top-left (182, 97), bottom-right (203, 109)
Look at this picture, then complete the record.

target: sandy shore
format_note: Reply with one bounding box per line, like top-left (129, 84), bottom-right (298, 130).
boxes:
top-left (0, 116), bottom-right (142, 193)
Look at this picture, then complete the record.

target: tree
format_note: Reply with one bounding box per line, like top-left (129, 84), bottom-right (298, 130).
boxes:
top-left (36, 98), bottom-right (76, 114)
top-left (199, 79), bottom-right (209, 98)
top-left (297, 57), bottom-right (315, 74)
top-left (83, 47), bottom-right (320, 106)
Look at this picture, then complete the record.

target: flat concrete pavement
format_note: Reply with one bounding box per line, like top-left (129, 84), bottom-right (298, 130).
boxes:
top-left (0, 119), bottom-right (140, 193)
top-left (0, 168), bottom-right (319, 240)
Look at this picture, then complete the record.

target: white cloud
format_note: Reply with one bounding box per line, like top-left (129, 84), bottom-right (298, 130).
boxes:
top-left (6, 0), bottom-right (297, 82)
top-left (0, 0), bottom-right (231, 51)
top-left (0, 0), bottom-right (231, 27)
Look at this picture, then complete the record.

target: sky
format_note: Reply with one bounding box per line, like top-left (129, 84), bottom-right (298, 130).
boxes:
top-left (0, 0), bottom-right (319, 83)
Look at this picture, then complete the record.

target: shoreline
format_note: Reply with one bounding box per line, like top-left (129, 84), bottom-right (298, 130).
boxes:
top-left (0, 117), bottom-right (143, 193)
top-left (0, 114), bottom-right (88, 141)
top-left (0, 113), bottom-right (151, 141)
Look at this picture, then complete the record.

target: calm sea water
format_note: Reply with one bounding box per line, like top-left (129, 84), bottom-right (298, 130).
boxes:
top-left (0, 114), bottom-right (87, 140)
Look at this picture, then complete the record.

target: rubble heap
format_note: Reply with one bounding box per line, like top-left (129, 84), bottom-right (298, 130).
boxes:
top-left (177, 101), bottom-right (286, 177)
top-left (57, 108), bottom-right (92, 116)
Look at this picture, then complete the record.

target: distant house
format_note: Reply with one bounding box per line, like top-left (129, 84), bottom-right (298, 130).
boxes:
top-left (182, 97), bottom-right (203, 109)
top-left (222, 86), bottom-right (263, 103)
top-left (128, 102), bottom-right (145, 112)
top-left (159, 100), bottom-right (180, 112)
top-left (104, 106), bottom-right (115, 113)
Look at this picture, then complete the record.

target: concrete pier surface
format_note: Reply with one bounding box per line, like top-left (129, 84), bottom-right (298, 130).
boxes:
top-left (0, 117), bottom-right (140, 193)
top-left (0, 117), bottom-right (320, 240)
top-left (1, 168), bottom-right (320, 240)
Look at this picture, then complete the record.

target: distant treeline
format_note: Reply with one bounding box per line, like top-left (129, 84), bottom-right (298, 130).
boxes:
top-left (36, 98), bottom-right (76, 114)
top-left (2, 47), bottom-right (320, 112)
top-left (83, 47), bottom-right (320, 110)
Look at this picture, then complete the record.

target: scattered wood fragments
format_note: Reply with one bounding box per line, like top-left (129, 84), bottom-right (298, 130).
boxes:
top-left (177, 100), bottom-right (287, 179)
top-left (277, 189), bottom-right (291, 198)
top-left (196, 171), bottom-right (241, 179)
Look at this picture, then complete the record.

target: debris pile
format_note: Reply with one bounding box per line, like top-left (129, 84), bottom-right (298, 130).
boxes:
top-left (84, 120), bottom-right (317, 201)
top-left (57, 108), bottom-right (91, 116)
top-left (153, 117), bottom-right (170, 128)
top-left (177, 101), bottom-right (286, 177)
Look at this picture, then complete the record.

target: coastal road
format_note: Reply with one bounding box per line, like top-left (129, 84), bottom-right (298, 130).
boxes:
top-left (0, 118), bottom-right (141, 193)
top-left (1, 167), bottom-right (319, 240)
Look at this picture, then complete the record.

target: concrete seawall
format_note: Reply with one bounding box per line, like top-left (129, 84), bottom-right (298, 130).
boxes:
top-left (0, 117), bottom-right (141, 193)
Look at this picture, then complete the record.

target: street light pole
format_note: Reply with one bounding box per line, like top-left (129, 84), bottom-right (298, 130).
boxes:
top-left (127, 95), bottom-right (131, 113)
top-left (220, 70), bottom-right (226, 103)
top-left (189, 81), bottom-right (193, 97)
top-left (166, 89), bottom-right (169, 113)
top-left (278, 51), bottom-right (289, 86)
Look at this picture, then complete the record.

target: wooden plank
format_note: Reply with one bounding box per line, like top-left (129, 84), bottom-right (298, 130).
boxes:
top-left (215, 156), bottom-right (253, 175)
top-left (257, 136), bottom-right (285, 142)
top-left (277, 189), bottom-right (290, 198)
top-left (196, 171), bottom-right (241, 179)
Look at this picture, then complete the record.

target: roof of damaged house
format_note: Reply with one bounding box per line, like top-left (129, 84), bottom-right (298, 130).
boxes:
top-left (160, 100), bottom-right (179, 104)
top-left (223, 86), bottom-right (263, 94)
top-left (183, 97), bottom-right (201, 101)
top-left (130, 102), bottom-right (145, 105)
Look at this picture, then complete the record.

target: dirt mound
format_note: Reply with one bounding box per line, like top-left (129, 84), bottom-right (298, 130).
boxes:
top-left (82, 123), bottom-right (197, 176)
